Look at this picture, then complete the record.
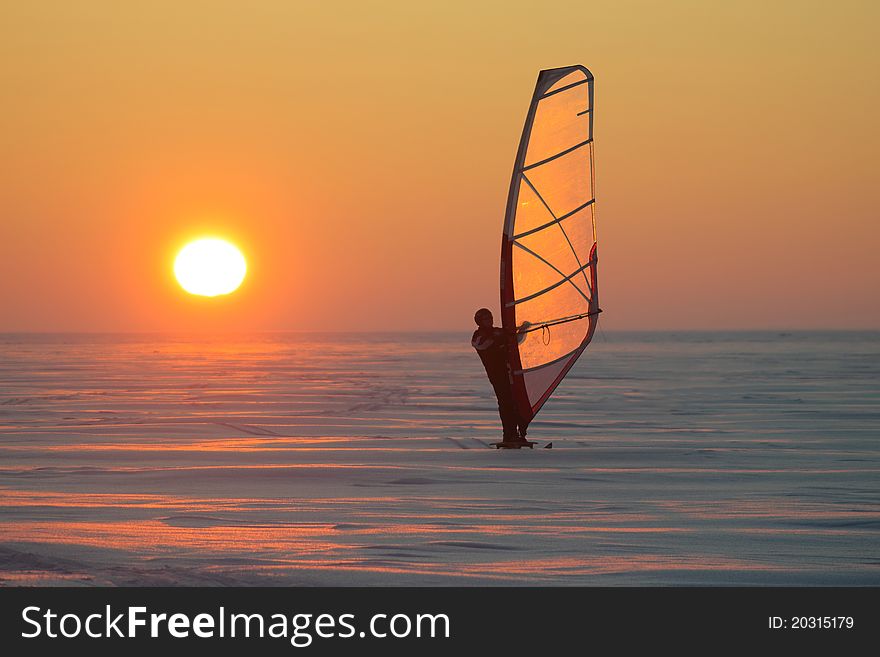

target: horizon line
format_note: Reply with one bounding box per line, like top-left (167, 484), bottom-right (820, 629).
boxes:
top-left (1, 328), bottom-right (878, 335)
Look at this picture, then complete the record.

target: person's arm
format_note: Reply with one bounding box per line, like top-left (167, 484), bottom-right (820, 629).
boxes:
top-left (472, 331), bottom-right (494, 351)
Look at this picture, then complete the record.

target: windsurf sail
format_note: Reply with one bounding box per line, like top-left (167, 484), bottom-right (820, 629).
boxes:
top-left (501, 65), bottom-right (600, 428)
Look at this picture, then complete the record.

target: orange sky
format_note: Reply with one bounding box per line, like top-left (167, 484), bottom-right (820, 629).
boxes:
top-left (1, 1), bottom-right (877, 331)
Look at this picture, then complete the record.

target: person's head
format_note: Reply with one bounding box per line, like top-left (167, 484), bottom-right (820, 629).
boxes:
top-left (474, 308), bottom-right (493, 328)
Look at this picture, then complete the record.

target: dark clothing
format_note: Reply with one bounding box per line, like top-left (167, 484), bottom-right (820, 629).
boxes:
top-left (472, 327), bottom-right (509, 380)
top-left (472, 327), bottom-right (526, 441)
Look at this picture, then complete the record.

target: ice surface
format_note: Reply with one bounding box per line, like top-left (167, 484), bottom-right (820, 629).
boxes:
top-left (0, 331), bottom-right (877, 585)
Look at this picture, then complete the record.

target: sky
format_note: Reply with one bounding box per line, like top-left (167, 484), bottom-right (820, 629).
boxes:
top-left (1, 0), bottom-right (878, 332)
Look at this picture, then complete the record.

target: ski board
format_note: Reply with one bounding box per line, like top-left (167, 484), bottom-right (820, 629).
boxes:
top-left (491, 440), bottom-right (539, 449)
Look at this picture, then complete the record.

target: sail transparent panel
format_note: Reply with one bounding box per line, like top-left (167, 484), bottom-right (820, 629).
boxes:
top-left (516, 210), bottom-right (590, 280)
top-left (525, 83), bottom-right (591, 167)
top-left (523, 357), bottom-right (573, 408)
top-left (511, 242), bottom-right (573, 302)
top-left (515, 281), bottom-right (589, 369)
top-left (525, 145), bottom-right (592, 218)
top-left (510, 177), bottom-right (556, 236)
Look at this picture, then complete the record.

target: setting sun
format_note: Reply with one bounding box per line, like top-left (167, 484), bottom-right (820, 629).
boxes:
top-left (174, 238), bottom-right (247, 297)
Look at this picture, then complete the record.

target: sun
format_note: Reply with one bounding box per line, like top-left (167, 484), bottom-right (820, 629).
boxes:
top-left (174, 238), bottom-right (247, 297)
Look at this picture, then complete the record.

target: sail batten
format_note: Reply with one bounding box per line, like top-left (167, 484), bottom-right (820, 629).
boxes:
top-left (512, 199), bottom-right (594, 240)
top-left (511, 261), bottom-right (592, 306)
top-left (542, 78), bottom-right (588, 98)
top-left (500, 65), bottom-right (599, 426)
top-left (511, 241), bottom-right (592, 301)
top-left (522, 138), bottom-right (592, 172)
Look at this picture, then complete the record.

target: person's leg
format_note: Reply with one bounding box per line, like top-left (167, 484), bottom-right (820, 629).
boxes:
top-left (494, 379), bottom-right (524, 442)
top-left (499, 397), bottom-right (520, 441)
top-left (491, 378), bottom-right (519, 441)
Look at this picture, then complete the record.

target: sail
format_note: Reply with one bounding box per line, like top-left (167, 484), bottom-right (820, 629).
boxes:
top-left (501, 65), bottom-right (600, 426)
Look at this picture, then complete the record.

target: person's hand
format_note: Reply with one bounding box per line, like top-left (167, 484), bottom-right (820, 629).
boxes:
top-left (515, 321), bottom-right (532, 344)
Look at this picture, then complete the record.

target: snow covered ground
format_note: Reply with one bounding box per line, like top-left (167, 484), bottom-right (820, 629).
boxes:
top-left (0, 331), bottom-right (877, 585)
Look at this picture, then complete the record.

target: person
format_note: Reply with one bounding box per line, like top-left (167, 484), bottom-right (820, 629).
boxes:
top-left (471, 308), bottom-right (527, 443)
